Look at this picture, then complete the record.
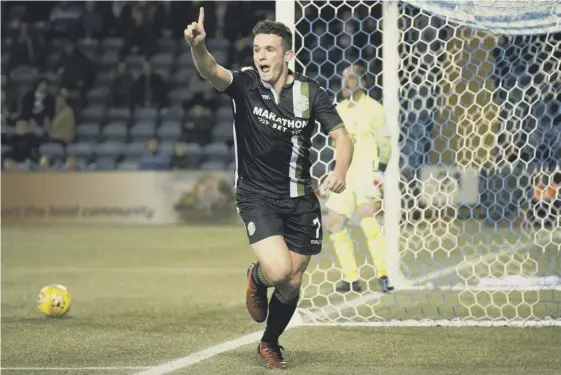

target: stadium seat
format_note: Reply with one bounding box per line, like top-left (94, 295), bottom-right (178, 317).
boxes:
top-left (46, 51), bottom-right (61, 69)
top-left (185, 143), bottom-right (203, 160)
top-left (212, 122), bottom-right (233, 143)
top-left (171, 68), bottom-right (195, 88)
top-left (117, 160), bottom-right (139, 171)
top-left (203, 142), bottom-right (231, 162)
top-left (1, 145), bottom-right (13, 156)
top-left (157, 121), bottom-right (182, 140)
top-left (99, 51), bottom-right (119, 69)
top-left (168, 88), bottom-right (193, 107)
top-left (66, 142), bottom-right (93, 157)
top-left (154, 67), bottom-right (171, 82)
top-left (126, 55), bottom-right (145, 71)
top-left (226, 160), bottom-right (236, 171)
top-left (213, 50), bottom-right (229, 66)
top-left (199, 160), bottom-right (226, 170)
top-left (101, 37), bottom-right (124, 51)
top-left (207, 37), bottom-right (231, 51)
top-left (39, 143), bottom-right (65, 158)
top-left (94, 141), bottom-right (125, 157)
top-left (102, 122), bottom-right (128, 141)
top-left (157, 38), bottom-right (178, 54)
top-left (78, 38), bottom-right (99, 55)
top-left (42, 70), bottom-right (61, 87)
top-left (10, 66), bottom-right (39, 86)
top-left (129, 122), bottom-right (156, 141)
top-left (160, 106), bottom-right (185, 122)
top-left (124, 141), bottom-right (146, 156)
top-left (80, 106), bottom-right (106, 124)
top-left (107, 107), bottom-right (131, 123)
top-left (86, 87), bottom-right (111, 107)
top-left (160, 141), bottom-right (174, 155)
top-left (151, 53), bottom-right (174, 69)
top-left (76, 122), bottom-right (101, 141)
top-left (94, 157), bottom-right (117, 171)
top-left (95, 70), bottom-right (115, 86)
top-left (177, 52), bottom-right (195, 67)
top-left (133, 108), bottom-right (158, 123)
top-left (216, 107), bottom-right (234, 122)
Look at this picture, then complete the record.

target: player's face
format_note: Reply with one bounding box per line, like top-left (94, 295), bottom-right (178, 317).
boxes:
top-left (253, 34), bottom-right (291, 84)
top-left (342, 67), bottom-right (360, 99)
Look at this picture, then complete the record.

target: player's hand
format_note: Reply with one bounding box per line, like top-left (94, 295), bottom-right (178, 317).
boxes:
top-left (322, 171), bottom-right (346, 194)
top-left (371, 171), bottom-right (384, 197)
top-left (184, 7), bottom-right (206, 47)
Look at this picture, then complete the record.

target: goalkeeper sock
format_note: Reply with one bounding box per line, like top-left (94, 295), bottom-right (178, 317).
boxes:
top-left (252, 262), bottom-right (274, 288)
top-left (262, 289), bottom-right (299, 343)
top-left (330, 230), bottom-right (359, 282)
top-left (360, 217), bottom-right (388, 277)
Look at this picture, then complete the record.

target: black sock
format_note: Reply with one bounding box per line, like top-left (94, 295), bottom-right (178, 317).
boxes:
top-left (261, 290), bottom-right (299, 344)
top-left (252, 262), bottom-right (273, 288)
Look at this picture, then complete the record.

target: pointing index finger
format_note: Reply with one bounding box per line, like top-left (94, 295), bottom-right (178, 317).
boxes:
top-left (198, 7), bottom-right (204, 25)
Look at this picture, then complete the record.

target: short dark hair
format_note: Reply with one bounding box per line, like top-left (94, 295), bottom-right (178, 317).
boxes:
top-left (252, 20), bottom-right (292, 51)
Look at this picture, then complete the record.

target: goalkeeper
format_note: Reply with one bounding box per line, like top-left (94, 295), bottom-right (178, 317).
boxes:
top-left (324, 64), bottom-right (394, 293)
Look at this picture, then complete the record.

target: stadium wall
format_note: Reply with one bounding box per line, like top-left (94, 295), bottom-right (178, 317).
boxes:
top-left (1, 171), bottom-right (238, 225)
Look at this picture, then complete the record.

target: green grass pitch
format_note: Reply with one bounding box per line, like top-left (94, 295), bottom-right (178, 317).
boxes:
top-left (2, 225), bottom-right (560, 374)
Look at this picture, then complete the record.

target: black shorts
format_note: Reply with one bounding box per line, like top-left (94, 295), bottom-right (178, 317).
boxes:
top-left (235, 188), bottom-right (324, 256)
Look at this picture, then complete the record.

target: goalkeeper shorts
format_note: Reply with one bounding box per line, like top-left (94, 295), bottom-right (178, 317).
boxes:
top-left (235, 187), bottom-right (324, 256)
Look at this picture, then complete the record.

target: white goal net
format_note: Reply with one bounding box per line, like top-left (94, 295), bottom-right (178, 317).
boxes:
top-left (280, 0), bottom-right (561, 326)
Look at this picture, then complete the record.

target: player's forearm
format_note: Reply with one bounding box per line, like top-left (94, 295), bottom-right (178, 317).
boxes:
top-left (191, 43), bottom-right (218, 80)
top-left (377, 136), bottom-right (392, 172)
top-left (333, 133), bottom-right (354, 177)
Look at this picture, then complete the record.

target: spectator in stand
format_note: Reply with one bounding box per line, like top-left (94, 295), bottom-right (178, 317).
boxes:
top-left (47, 88), bottom-right (76, 148)
top-left (3, 119), bottom-right (41, 169)
top-left (169, 141), bottom-right (198, 170)
top-left (56, 41), bottom-right (94, 94)
top-left (232, 36), bottom-right (253, 67)
top-left (138, 136), bottom-right (170, 170)
top-left (153, 1), bottom-right (174, 39)
top-left (122, 4), bottom-right (157, 57)
top-left (62, 156), bottom-right (80, 171)
top-left (82, 1), bottom-right (103, 40)
top-left (10, 21), bottom-right (44, 68)
top-left (111, 61), bottom-right (135, 108)
top-left (131, 61), bottom-right (166, 110)
top-left (21, 78), bottom-right (55, 129)
top-left (184, 104), bottom-right (213, 145)
top-left (1, 73), bottom-right (19, 123)
top-left (37, 155), bottom-right (54, 170)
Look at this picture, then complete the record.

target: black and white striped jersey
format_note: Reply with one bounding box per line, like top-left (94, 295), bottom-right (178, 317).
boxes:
top-left (224, 68), bottom-right (344, 199)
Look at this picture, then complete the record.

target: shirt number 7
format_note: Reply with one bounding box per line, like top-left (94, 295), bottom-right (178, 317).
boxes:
top-left (313, 217), bottom-right (321, 239)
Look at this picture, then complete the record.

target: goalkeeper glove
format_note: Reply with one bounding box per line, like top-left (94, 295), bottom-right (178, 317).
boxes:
top-left (377, 136), bottom-right (392, 173)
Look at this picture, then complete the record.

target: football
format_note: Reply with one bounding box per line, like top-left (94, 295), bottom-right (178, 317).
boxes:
top-left (37, 284), bottom-right (72, 317)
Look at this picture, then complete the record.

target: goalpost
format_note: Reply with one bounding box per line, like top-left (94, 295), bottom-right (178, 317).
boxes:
top-left (277, 0), bottom-right (561, 327)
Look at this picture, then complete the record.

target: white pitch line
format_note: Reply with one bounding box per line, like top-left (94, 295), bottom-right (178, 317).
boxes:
top-left (1, 367), bottom-right (153, 371)
top-left (135, 239), bottom-right (542, 375)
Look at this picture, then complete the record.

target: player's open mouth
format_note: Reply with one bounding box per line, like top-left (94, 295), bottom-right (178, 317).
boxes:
top-left (260, 65), bottom-right (270, 73)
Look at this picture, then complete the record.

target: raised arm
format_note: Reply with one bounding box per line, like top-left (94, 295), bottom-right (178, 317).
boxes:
top-left (184, 7), bottom-right (232, 92)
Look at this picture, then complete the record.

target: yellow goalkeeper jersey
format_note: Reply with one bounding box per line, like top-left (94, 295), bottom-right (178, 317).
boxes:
top-left (335, 92), bottom-right (386, 186)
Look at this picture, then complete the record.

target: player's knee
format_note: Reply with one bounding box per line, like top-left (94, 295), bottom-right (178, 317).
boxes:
top-left (287, 272), bottom-right (303, 291)
top-left (358, 202), bottom-right (377, 219)
top-left (277, 273), bottom-right (302, 299)
top-left (266, 265), bottom-right (293, 285)
top-left (327, 211), bottom-right (346, 233)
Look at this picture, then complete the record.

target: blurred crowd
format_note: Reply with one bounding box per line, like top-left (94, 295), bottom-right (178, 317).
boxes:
top-left (1, 1), bottom-right (559, 177)
top-left (1, 1), bottom-right (274, 171)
